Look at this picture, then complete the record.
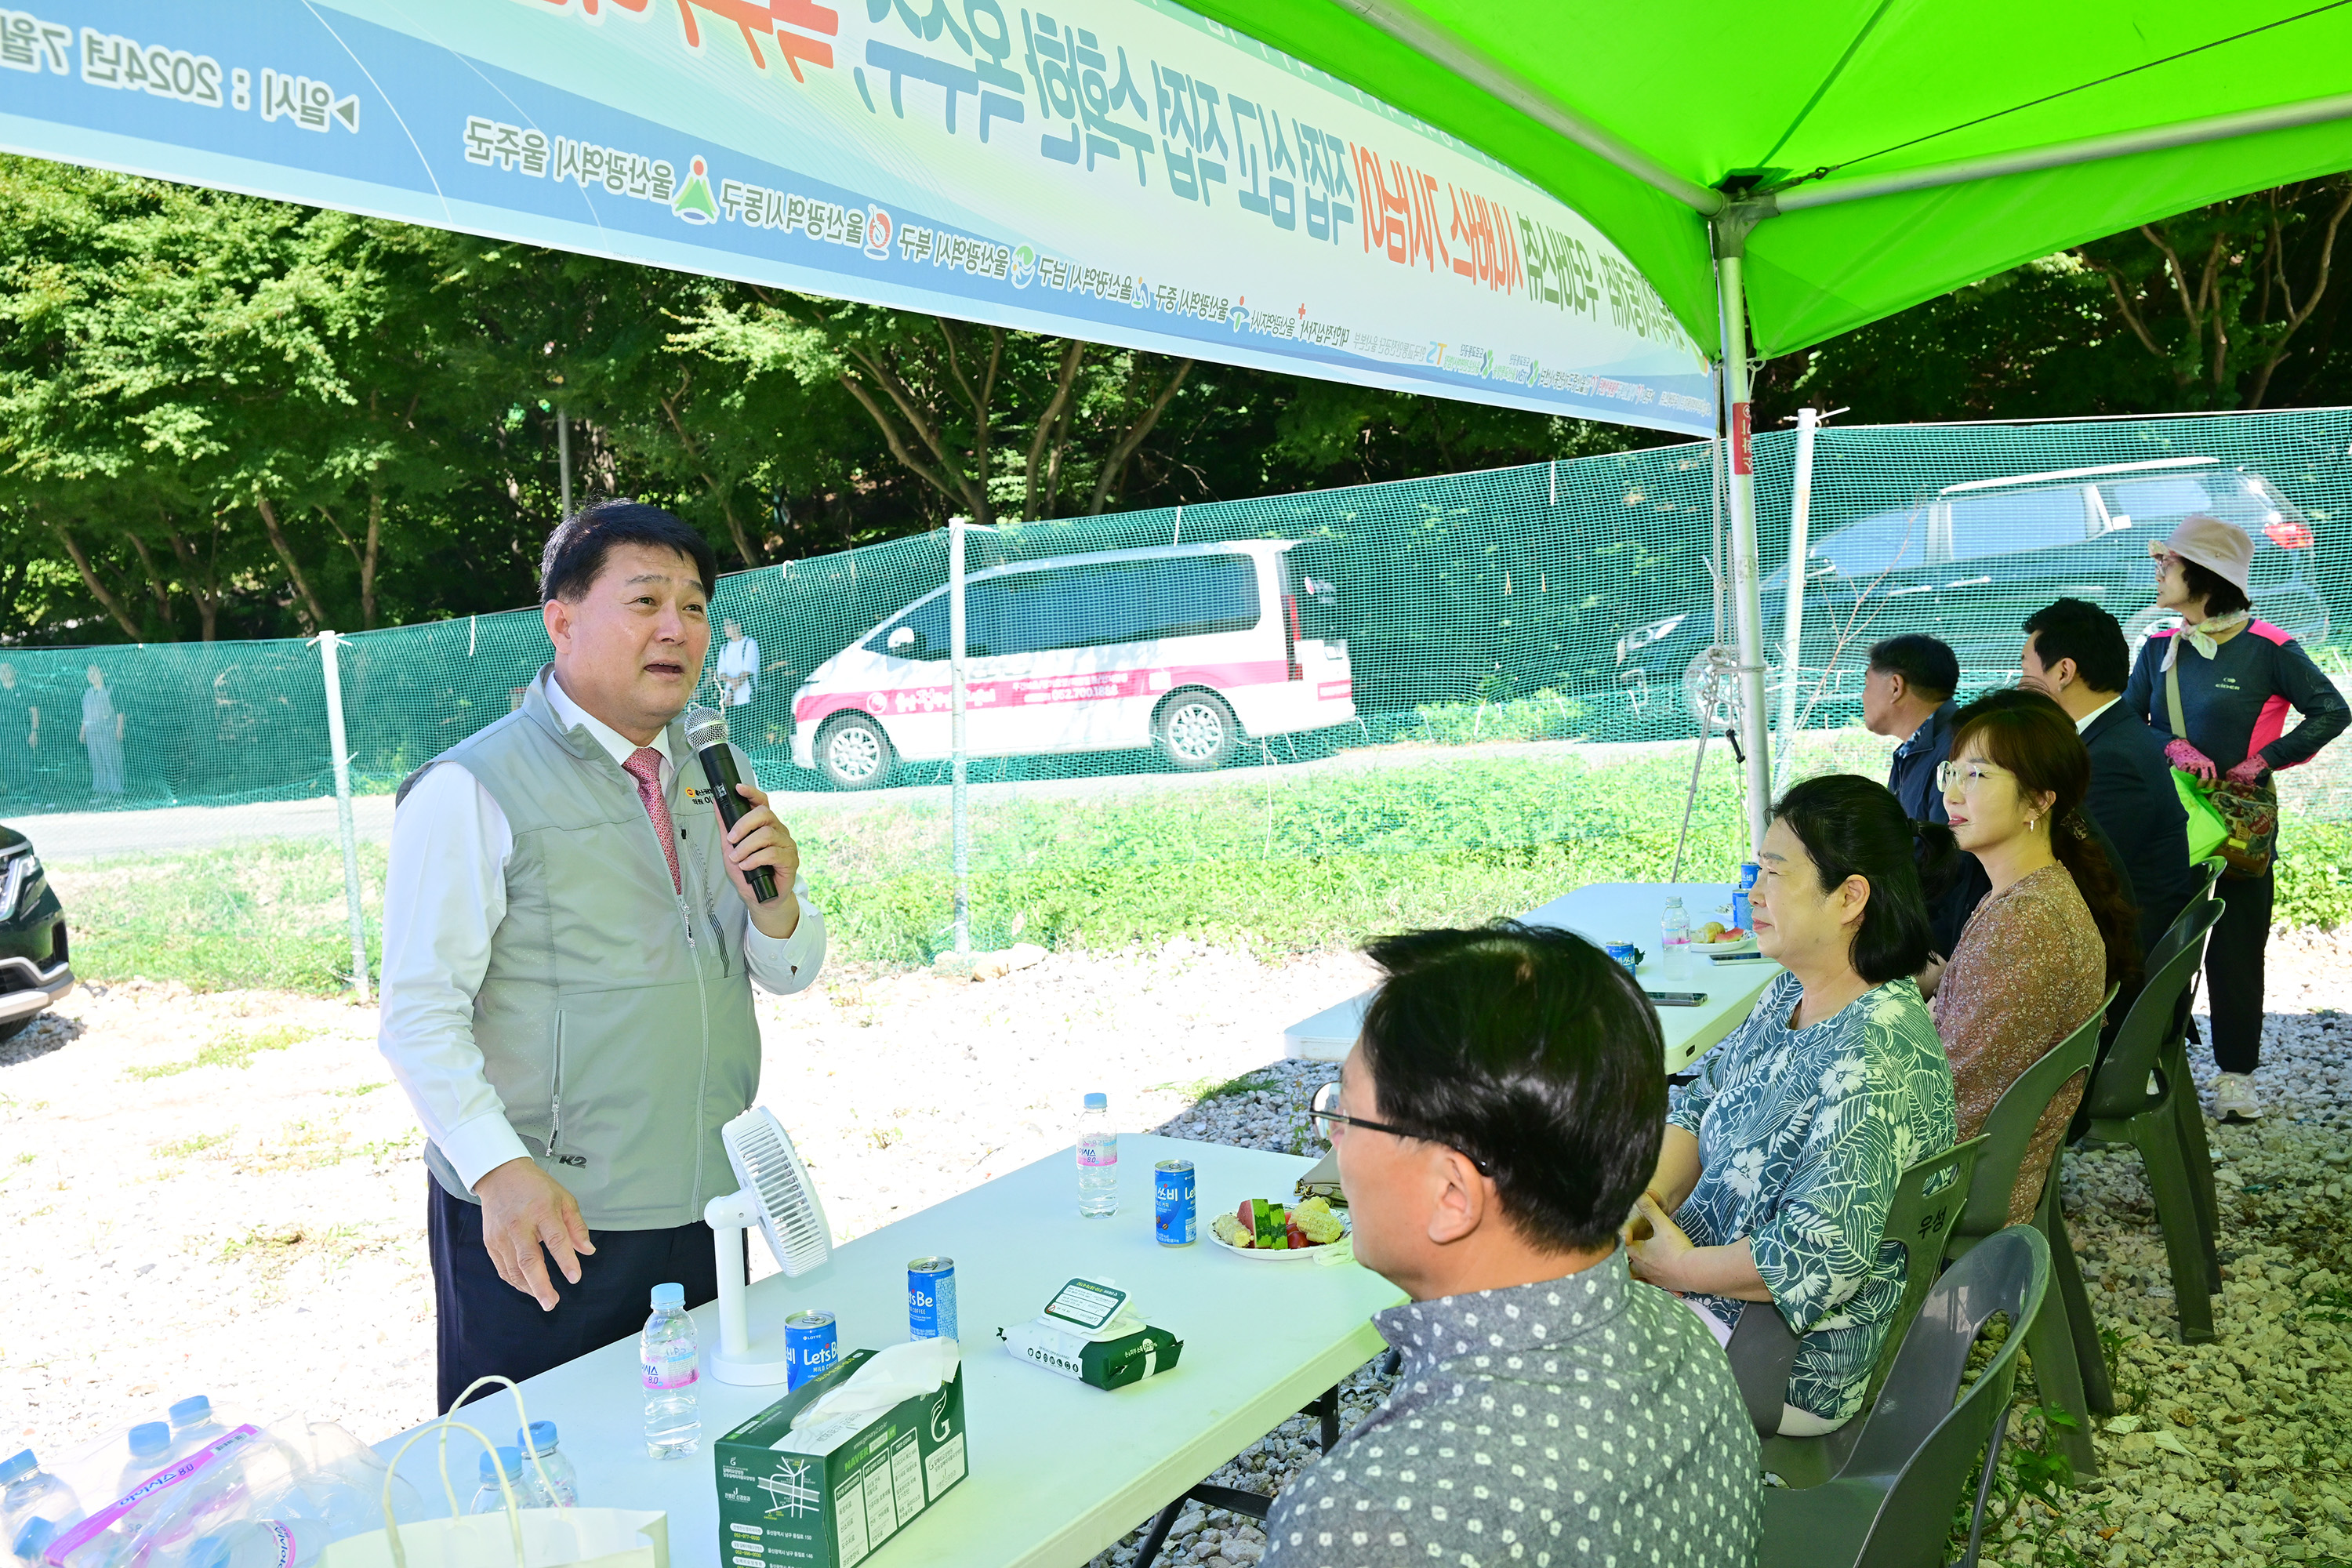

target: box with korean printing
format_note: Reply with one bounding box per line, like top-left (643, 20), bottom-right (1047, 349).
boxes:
top-left (715, 1348), bottom-right (967, 1568)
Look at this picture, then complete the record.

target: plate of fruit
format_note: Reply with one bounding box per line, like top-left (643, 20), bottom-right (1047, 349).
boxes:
top-left (1690, 920), bottom-right (1755, 953)
top-left (1208, 1196), bottom-right (1351, 1262)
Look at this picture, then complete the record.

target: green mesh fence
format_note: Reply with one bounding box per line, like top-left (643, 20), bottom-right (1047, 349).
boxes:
top-left (9, 406), bottom-right (2350, 967)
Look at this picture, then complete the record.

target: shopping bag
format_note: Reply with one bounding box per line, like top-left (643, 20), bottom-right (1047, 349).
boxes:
top-left (2165, 655), bottom-right (2275, 878)
top-left (324, 1380), bottom-right (666, 1568)
top-left (2170, 769), bottom-right (2229, 864)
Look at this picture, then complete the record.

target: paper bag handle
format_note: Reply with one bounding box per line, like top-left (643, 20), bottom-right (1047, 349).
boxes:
top-left (373, 1376), bottom-right (558, 1568)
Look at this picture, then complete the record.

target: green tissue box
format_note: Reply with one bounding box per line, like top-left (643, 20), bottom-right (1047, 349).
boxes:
top-left (714, 1350), bottom-right (967, 1568)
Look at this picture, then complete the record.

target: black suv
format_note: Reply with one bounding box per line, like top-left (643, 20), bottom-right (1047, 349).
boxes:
top-left (1617, 457), bottom-right (2332, 731)
top-left (0, 824), bottom-right (72, 1043)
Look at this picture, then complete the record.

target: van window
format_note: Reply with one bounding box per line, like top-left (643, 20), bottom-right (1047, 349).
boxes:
top-left (876, 593), bottom-right (950, 660)
top-left (2102, 477), bottom-right (2215, 525)
top-left (1947, 488), bottom-right (2089, 560)
top-left (970, 554), bottom-right (1260, 656)
top-left (1813, 508), bottom-right (1930, 577)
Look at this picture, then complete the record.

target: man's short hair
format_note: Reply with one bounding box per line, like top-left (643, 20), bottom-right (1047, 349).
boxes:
top-left (1867, 633), bottom-right (1958, 701)
top-left (539, 501), bottom-right (719, 604)
top-left (1356, 922), bottom-right (1664, 1254)
top-left (2023, 597), bottom-right (2130, 694)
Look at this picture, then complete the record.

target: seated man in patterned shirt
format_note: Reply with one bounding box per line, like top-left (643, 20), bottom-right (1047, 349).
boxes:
top-left (1269, 923), bottom-right (1759, 1568)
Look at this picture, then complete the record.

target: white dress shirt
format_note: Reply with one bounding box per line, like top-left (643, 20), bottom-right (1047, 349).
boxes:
top-left (2074, 695), bottom-right (2122, 735)
top-left (377, 670), bottom-right (824, 1192)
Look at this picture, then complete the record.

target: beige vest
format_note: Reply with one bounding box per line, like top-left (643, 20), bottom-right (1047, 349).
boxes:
top-left (401, 673), bottom-right (762, 1229)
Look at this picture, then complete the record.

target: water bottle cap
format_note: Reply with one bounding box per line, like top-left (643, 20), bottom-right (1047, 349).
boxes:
top-left (185, 1537), bottom-right (229, 1568)
top-left (650, 1282), bottom-right (685, 1310)
top-left (13, 1518), bottom-right (58, 1561)
top-left (0, 1449), bottom-right (34, 1484)
top-left (1083, 1092), bottom-right (1107, 1110)
top-left (519, 1421), bottom-right (559, 1455)
top-left (480, 1446), bottom-right (524, 1483)
top-left (129, 1422), bottom-right (172, 1457)
top-left (169, 1396), bottom-right (212, 1428)
top-left (1664, 895), bottom-right (1684, 906)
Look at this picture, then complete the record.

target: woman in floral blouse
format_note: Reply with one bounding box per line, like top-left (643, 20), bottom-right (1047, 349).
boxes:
top-left (1628, 774), bottom-right (1958, 1434)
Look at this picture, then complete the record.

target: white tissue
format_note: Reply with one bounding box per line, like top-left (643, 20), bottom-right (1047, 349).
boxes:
top-left (780, 1338), bottom-right (960, 1446)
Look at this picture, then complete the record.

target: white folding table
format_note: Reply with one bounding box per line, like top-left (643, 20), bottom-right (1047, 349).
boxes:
top-left (1281, 880), bottom-right (1782, 1071)
top-left (379, 1136), bottom-right (1401, 1568)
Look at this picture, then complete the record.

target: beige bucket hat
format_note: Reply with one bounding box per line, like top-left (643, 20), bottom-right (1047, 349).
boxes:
top-left (2148, 513), bottom-right (2253, 593)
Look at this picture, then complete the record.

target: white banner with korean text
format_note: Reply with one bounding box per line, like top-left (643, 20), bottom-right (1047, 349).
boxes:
top-left (0, 0), bottom-right (1714, 433)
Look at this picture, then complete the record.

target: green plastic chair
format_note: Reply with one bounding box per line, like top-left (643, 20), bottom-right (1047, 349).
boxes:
top-left (2081, 898), bottom-right (2227, 1342)
top-left (1944, 988), bottom-right (2114, 1478)
top-left (1759, 1226), bottom-right (2052, 1568)
top-left (2151, 861), bottom-right (2227, 1272)
top-left (1737, 1135), bottom-right (1986, 1487)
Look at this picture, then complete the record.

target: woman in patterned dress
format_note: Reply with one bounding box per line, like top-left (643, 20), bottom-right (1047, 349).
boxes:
top-left (1628, 774), bottom-right (1958, 1435)
top-left (1933, 692), bottom-right (2137, 1223)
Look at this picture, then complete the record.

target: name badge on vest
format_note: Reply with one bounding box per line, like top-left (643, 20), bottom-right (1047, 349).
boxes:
top-left (684, 783), bottom-right (718, 810)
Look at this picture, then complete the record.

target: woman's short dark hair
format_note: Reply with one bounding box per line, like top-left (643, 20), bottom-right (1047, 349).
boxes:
top-left (1357, 922), bottom-right (1664, 1254)
top-left (540, 500), bottom-right (719, 604)
top-left (1770, 775), bottom-right (1951, 985)
top-left (2177, 557), bottom-right (2252, 618)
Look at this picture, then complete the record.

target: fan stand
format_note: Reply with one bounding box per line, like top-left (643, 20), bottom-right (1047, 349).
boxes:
top-left (704, 1189), bottom-right (794, 1385)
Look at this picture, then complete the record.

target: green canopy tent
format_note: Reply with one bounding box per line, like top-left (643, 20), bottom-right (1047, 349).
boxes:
top-left (1189, 0), bottom-right (2352, 845)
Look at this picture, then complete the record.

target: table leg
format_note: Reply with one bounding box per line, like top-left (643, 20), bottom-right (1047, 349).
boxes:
top-left (1134, 1499), bottom-right (1185, 1568)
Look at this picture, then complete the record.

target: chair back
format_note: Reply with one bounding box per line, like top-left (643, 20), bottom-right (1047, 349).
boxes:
top-left (1860, 1134), bottom-right (1984, 1406)
top-left (2146, 857), bottom-right (2224, 974)
top-left (1948, 989), bottom-right (2114, 1246)
top-left (2083, 900), bottom-right (2222, 1123)
top-left (1836, 1226), bottom-right (2051, 1566)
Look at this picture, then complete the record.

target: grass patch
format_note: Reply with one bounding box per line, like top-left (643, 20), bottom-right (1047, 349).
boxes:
top-left (154, 1131), bottom-right (231, 1159)
top-left (50, 840), bottom-right (384, 993)
top-left (39, 745), bottom-right (2352, 989)
top-left (125, 1024), bottom-right (321, 1080)
top-left (1156, 1069), bottom-right (1283, 1105)
top-left (334, 1081), bottom-right (390, 1097)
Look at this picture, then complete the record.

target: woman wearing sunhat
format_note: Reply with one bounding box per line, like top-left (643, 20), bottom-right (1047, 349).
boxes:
top-left (2124, 514), bottom-right (2348, 1123)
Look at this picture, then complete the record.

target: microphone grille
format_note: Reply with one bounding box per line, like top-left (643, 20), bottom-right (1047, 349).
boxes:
top-left (681, 705), bottom-right (728, 750)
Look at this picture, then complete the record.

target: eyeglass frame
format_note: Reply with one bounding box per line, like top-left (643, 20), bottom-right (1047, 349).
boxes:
top-left (1309, 1080), bottom-right (1494, 1176)
top-left (1936, 757), bottom-right (2016, 795)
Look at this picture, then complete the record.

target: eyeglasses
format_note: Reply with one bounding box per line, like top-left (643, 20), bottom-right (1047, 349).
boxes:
top-left (1308, 1080), bottom-right (1494, 1176)
top-left (1936, 759), bottom-right (2013, 794)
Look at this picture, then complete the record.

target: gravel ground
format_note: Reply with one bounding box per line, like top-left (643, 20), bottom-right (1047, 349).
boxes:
top-left (5, 933), bottom-right (2347, 1568)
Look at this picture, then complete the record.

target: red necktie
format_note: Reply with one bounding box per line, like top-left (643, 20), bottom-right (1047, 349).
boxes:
top-left (622, 747), bottom-right (681, 893)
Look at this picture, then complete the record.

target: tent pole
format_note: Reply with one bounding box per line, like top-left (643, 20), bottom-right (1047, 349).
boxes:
top-left (1775, 406), bottom-right (1820, 786)
top-left (1711, 227), bottom-right (1773, 858)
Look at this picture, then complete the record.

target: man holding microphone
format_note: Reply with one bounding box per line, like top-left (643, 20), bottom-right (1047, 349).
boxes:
top-left (379, 501), bottom-right (826, 1413)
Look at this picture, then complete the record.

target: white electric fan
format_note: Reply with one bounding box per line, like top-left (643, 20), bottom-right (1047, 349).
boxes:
top-left (705, 1106), bottom-right (833, 1385)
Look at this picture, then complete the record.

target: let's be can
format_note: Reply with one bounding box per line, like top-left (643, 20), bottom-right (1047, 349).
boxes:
top-left (1155, 1158), bottom-right (1196, 1246)
top-left (784, 1310), bottom-right (837, 1390)
top-left (908, 1256), bottom-right (957, 1341)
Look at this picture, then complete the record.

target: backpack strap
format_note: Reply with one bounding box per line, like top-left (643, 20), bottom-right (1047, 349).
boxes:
top-left (2247, 619), bottom-right (2291, 646)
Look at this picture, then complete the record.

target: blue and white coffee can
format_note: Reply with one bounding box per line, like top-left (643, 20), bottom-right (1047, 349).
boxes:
top-left (908, 1256), bottom-right (957, 1341)
top-left (784, 1310), bottom-right (838, 1390)
top-left (1155, 1158), bottom-right (1197, 1246)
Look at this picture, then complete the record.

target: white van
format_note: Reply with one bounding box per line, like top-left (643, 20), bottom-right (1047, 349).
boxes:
top-left (790, 540), bottom-right (1355, 788)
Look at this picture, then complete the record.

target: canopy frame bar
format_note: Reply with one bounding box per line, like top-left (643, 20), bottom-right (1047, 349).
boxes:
top-left (1775, 89), bottom-right (2352, 210)
top-left (1331, 0), bottom-right (1727, 215)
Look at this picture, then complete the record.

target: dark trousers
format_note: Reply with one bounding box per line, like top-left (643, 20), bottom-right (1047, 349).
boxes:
top-left (2203, 870), bottom-right (2274, 1075)
top-left (428, 1178), bottom-right (727, 1415)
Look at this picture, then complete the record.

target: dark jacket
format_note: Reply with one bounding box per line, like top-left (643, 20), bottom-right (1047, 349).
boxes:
top-left (2125, 621), bottom-right (2350, 774)
top-left (2079, 699), bottom-right (2196, 954)
top-left (1887, 700), bottom-right (1957, 826)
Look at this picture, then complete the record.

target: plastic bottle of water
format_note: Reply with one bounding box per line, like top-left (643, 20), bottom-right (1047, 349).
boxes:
top-left (514, 1424), bottom-right (578, 1508)
top-left (119, 1425), bottom-right (173, 1497)
top-left (468, 1449), bottom-right (536, 1515)
top-left (165, 1399), bottom-right (228, 1463)
top-left (1661, 895), bottom-right (1690, 955)
top-left (181, 1521), bottom-right (328, 1568)
top-left (639, 1284), bottom-right (701, 1460)
top-left (1076, 1092), bottom-right (1117, 1218)
top-left (11, 1516), bottom-right (59, 1568)
top-left (1, 1451), bottom-right (82, 1560)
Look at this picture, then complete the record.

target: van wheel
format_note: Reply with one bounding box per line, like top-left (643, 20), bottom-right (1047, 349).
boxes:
top-left (1155, 691), bottom-right (1237, 770)
top-left (817, 715), bottom-right (894, 789)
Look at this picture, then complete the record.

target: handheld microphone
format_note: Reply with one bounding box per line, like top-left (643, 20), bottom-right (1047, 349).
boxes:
top-left (682, 705), bottom-right (779, 903)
